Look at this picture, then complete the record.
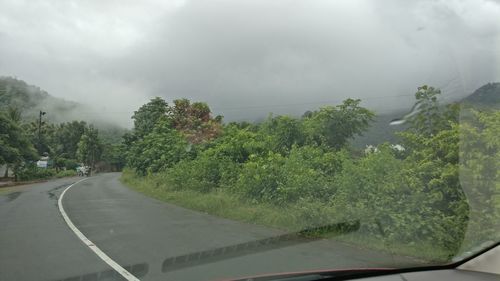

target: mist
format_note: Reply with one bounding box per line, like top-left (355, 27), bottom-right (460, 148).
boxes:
top-left (1, 0), bottom-right (499, 127)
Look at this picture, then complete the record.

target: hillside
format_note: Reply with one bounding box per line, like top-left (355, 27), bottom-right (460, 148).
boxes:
top-left (0, 77), bottom-right (80, 122)
top-left (462, 82), bottom-right (500, 108)
top-left (351, 82), bottom-right (500, 148)
top-left (0, 76), bottom-right (127, 141)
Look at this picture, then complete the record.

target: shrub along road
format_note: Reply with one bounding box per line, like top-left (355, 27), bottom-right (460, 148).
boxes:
top-left (0, 173), bottom-right (423, 281)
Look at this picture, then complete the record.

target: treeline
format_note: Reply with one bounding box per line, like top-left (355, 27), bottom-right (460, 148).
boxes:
top-left (123, 86), bottom-right (499, 260)
top-left (0, 107), bottom-right (125, 181)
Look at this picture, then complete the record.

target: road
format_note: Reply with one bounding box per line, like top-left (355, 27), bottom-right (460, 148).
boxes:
top-left (0, 173), bottom-right (424, 281)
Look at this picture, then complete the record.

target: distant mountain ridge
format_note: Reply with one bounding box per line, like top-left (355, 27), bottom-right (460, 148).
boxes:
top-left (462, 82), bottom-right (500, 107)
top-left (351, 82), bottom-right (500, 148)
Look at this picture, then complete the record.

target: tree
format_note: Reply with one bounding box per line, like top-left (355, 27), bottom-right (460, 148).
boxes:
top-left (132, 97), bottom-right (171, 138)
top-left (52, 121), bottom-right (87, 159)
top-left (0, 110), bottom-right (38, 180)
top-left (100, 142), bottom-right (127, 172)
top-left (395, 87), bottom-right (469, 254)
top-left (260, 115), bottom-right (305, 154)
top-left (407, 85), bottom-right (447, 136)
top-left (459, 109), bottom-right (500, 246)
top-left (303, 99), bottom-right (374, 150)
top-left (171, 99), bottom-right (222, 144)
top-left (77, 126), bottom-right (102, 170)
top-left (399, 86), bottom-right (460, 155)
top-left (6, 106), bottom-right (22, 123)
top-left (21, 118), bottom-right (54, 156)
top-left (49, 121), bottom-right (87, 170)
top-left (126, 118), bottom-right (188, 175)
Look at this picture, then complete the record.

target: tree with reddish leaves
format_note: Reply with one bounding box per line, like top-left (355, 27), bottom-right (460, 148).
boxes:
top-left (171, 98), bottom-right (222, 144)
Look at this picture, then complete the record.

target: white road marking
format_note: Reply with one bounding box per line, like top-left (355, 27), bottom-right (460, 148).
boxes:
top-left (58, 178), bottom-right (140, 281)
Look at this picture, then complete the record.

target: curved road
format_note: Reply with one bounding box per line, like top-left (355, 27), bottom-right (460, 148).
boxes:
top-left (0, 173), bottom-right (423, 281)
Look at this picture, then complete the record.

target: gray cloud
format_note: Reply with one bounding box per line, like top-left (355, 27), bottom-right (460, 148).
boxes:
top-left (1, 0), bottom-right (499, 126)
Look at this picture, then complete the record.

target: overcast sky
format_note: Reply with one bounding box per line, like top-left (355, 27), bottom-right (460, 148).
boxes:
top-left (1, 0), bottom-right (499, 126)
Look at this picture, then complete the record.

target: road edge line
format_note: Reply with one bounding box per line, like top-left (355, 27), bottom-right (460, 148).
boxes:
top-left (58, 178), bottom-right (140, 281)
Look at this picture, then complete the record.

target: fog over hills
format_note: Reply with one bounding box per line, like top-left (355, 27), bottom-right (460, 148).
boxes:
top-left (2, 76), bottom-right (498, 148)
top-left (0, 76), bottom-right (127, 138)
top-left (351, 81), bottom-right (500, 147)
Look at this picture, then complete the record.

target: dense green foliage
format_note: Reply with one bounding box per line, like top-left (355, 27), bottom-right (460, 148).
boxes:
top-left (126, 97), bottom-right (222, 175)
top-left (16, 164), bottom-right (57, 181)
top-left (0, 78), bottom-right (127, 180)
top-left (0, 108), bottom-right (124, 180)
top-left (123, 86), bottom-right (499, 261)
top-left (76, 125), bottom-right (103, 169)
top-left (55, 169), bottom-right (78, 178)
top-left (2, 75), bottom-right (498, 260)
top-left (459, 109), bottom-right (500, 247)
top-left (0, 111), bottom-right (37, 164)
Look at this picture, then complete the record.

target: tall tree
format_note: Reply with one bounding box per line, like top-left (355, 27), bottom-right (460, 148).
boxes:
top-left (0, 110), bottom-right (38, 179)
top-left (408, 85), bottom-right (446, 136)
top-left (132, 97), bottom-right (171, 138)
top-left (303, 98), bottom-right (374, 150)
top-left (170, 99), bottom-right (222, 144)
top-left (52, 121), bottom-right (87, 159)
top-left (126, 118), bottom-right (188, 175)
top-left (77, 125), bottom-right (102, 170)
top-left (260, 115), bottom-right (305, 154)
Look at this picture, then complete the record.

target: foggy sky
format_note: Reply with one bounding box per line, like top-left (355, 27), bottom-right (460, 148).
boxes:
top-left (1, 0), bottom-right (499, 127)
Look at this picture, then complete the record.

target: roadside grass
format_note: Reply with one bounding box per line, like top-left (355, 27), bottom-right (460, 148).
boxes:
top-left (55, 170), bottom-right (77, 178)
top-left (120, 169), bottom-right (450, 262)
top-left (121, 169), bottom-right (302, 230)
top-left (0, 186), bottom-right (15, 196)
top-left (0, 170), bottom-right (78, 194)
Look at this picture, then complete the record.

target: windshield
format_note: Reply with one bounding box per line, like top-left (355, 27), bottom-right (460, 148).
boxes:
top-left (0, 1), bottom-right (499, 281)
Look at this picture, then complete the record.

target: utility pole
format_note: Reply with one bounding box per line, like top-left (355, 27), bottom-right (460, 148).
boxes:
top-left (38, 110), bottom-right (46, 154)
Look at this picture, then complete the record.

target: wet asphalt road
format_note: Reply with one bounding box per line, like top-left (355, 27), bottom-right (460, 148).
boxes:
top-left (0, 173), bottom-right (423, 281)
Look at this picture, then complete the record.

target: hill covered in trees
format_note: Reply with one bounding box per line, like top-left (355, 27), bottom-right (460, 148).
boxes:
top-left (0, 77), bottom-right (127, 179)
top-left (462, 82), bottom-right (500, 107)
top-left (0, 77), bottom-right (80, 122)
top-left (0, 77), bottom-right (128, 136)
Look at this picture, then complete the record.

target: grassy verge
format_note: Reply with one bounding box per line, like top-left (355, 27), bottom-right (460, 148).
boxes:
top-left (0, 170), bottom-right (78, 194)
top-left (120, 169), bottom-right (450, 262)
top-left (0, 186), bottom-right (16, 196)
top-left (55, 170), bottom-right (77, 178)
top-left (121, 169), bottom-right (305, 230)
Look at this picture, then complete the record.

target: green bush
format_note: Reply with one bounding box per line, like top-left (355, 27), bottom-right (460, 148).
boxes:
top-left (17, 164), bottom-right (56, 181)
top-left (63, 159), bottom-right (79, 170)
top-left (55, 169), bottom-right (77, 178)
top-left (233, 146), bottom-right (346, 205)
top-left (277, 146), bottom-right (345, 202)
top-left (127, 119), bottom-right (190, 175)
top-left (208, 126), bottom-right (273, 163)
top-left (166, 152), bottom-right (241, 192)
top-left (16, 164), bottom-right (76, 181)
top-left (233, 152), bottom-right (285, 202)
